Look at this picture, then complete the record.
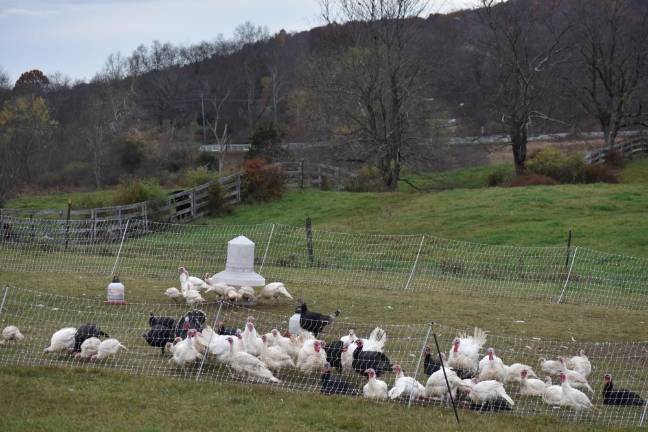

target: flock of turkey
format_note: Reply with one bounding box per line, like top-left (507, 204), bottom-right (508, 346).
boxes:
top-left (163, 267), bottom-right (293, 306)
top-left (0, 268), bottom-right (645, 417)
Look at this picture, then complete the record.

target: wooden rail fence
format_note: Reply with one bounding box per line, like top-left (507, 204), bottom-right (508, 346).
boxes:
top-left (585, 132), bottom-right (648, 165)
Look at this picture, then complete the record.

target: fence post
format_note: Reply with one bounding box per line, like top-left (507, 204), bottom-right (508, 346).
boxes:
top-left (405, 236), bottom-right (425, 291)
top-left (0, 285), bottom-right (9, 316)
top-left (558, 246), bottom-right (578, 304)
top-left (564, 228), bottom-right (573, 270)
top-left (196, 300), bottom-right (224, 382)
top-left (236, 173), bottom-right (242, 202)
top-left (111, 219), bottom-right (130, 277)
top-left (305, 216), bottom-right (314, 265)
top-left (191, 189), bottom-right (196, 219)
top-left (300, 160), bottom-right (304, 190)
top-left (317, 165), bottom-right (322, 189)
top-left (639, 397), bottom-right (648, 427)
top-left (432, 330), bottom-right (460, 424)
top-left (91, 209), bottom-right (97, 242)
top-left (64, 199), bottom-right (72, 250)
top-left (260, 224), bottom-right (276, 272)
top-left (408, 322), bottom-right (433, 407)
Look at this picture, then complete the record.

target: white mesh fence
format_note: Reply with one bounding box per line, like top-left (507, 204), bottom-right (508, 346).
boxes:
top-left (0, 285), bottom-right (646, 428)
top-left (1, 216), bottom-right (648, 310)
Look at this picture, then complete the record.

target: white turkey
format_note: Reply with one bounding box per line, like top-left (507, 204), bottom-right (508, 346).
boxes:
top-left (266, 329), bottom-right (300, 360)
top-left (182, 282), bottom-right (205, 307)
top-left (447, 327), bottom-right (487, 372)
top-left (241, 318), bottom-right (264, 357)
top-left (462, 380), bottom-right (515, 411)
top-left (223, 286), bottom-right (242, 302)
top-left (167, 329), bottom-right (201, 368)
top-left (567, 349), bottom-right (591, 378)
top-left (194, 326), bottom-right (230, 361)
top-left (297, 339), bottom-right (327, 373)
top-left (203, 278), bottom-right (231, 297)
top-left (92, 338), bottom-right (127, 361)
top-left (504, 363), bottom-right (538, 383)
top-left (388, 364), bottom-right (426, 400)
top-left (259, 282), bottom-right (293, 302)
top-left (75, 337), bottom-right (101, 360)
top-left (539, 357), bottom-right (562, 376)
top-left (238, 286), bottom-right (257, 302)
top-left (340, 327), bottom-right (386, 370)
top-left (542, 376), bottom-right (562, 406)
top-left (259, 334), bottom-right (295, 370)
top-left (178, 266), bottom-right (208, 291)
top-left (44, 327), bottom-right (77, 353)
top-left (519, 369), bottom-right (548, 397)
top-left (478, 347), bottom-right (507, 382)
top-left (224, 337), bottom-right (280, 383)
top-left (164, 287), bottom-right (182, 302)
top-left (425, 367), bottom-right (463, 403)
top-left (1, 325), bottom-right (25, 345)
top-left (559, 372), bottom-right (593, 410)
top-left (558, 357), bottom-right (594, 394)
top-left (363, 368), bottom-right (388, 400)
top-left (340, 329), bottom-right (358, 346)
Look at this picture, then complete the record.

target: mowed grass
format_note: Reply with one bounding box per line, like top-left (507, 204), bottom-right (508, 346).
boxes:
top-left (2, 161), bottom-right (648, 431)
top-left (2, 367), bottom-right (638, 432)
top-left (1, 271), bottom-right (646, 342)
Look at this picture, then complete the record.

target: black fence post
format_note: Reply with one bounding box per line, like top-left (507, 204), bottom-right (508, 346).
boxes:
top-left (564, 228), bottom-right (573, 270)
top-left (300, 160), bottom-right (304, 190)
top-left (305, 216), bottom-right (314, 265)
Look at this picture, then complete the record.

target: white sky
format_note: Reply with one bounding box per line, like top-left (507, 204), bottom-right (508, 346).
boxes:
top-left (0, 0), bottom-right (480, 83)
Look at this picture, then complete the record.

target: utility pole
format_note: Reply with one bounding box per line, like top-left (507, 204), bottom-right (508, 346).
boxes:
top-left (200, 93), bottom-right (207, 147)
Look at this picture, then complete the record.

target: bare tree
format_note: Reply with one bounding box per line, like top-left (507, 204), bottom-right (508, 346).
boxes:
top-left (475, 0), bottom-right (571, 175)
top-left (207, 91), bottom-right (231, 174)
top-left (316, 0), bottom-right (430, 189)
top-left (569, 0), bottom-right (648, 149)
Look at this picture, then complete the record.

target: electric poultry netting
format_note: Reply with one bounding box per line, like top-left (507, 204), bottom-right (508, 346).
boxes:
top-left (1, 217), bottom-right (648, 310)
top-left (0, 285), bottom-right (646, 428)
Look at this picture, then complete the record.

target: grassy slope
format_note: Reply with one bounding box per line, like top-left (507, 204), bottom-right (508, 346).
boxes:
top-left (207, 183), bottom-right (648, 257)
top-left (2, 160), bottom-right (648, 431)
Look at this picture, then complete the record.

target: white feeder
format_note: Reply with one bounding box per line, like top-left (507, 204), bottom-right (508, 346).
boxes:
top-left (105, 275), bottom-right (127, 305)
top-left (211, 235), bottom-right (265, 287)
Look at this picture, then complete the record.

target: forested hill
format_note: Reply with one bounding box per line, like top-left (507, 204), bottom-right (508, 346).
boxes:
top-left (0, 0), bottom-right (646, 200)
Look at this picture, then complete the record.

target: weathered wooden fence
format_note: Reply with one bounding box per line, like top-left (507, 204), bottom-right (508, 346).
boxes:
top-left (585, 132), bottom-right (648, 165)
top-left (280, 161), bottom-right (357, 191)
top-left (0, 173), bottom-right (244, 230)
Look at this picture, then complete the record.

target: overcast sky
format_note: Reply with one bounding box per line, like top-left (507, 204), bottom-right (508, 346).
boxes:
top-left (0, 0), bottom-right (480, 83)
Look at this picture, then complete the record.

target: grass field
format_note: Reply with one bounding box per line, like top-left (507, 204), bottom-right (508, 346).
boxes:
top-left (2, 160), bottom-right (648, 431)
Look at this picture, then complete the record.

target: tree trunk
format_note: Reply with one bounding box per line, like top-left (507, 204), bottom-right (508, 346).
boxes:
top-left (511, 125), bottom-right (528, 176)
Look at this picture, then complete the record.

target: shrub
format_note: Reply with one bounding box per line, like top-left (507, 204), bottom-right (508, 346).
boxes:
top-left (196, 152), bottom-right (219, 170)
top-left (247, 122), bottom-right (287, 161)
top-left (60, 161), bottom-right (94, 186)
top-left (346, 165), bottom-right (387, 192)
top-left (604, 148), bottom-right (625, 168)
top-left (243, 158), bottom-right (284, 202)
top-left (525, 147), bottom-right (585, 183)
top-left (206, 182), bottom-right (232, 216)
top-left (74, 193), bottom-right (113, 209)
top-left (181, 166), bottom-right (219, 188)
top-left (113, 136), bottom-right (145, 174)
top-left (507, 174), bottom-right (559, 187)
top-left (112, 178), bottom-right (166, 206)
top-left (487, 169), bottom-right (512, 187)
top-left (580, 164), bottom-right (619, 184)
